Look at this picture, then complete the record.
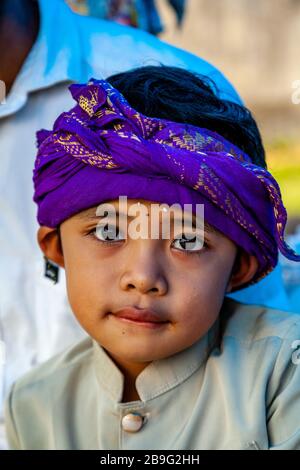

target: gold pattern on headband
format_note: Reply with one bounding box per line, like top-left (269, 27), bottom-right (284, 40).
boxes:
top-left (78, 90), bottom-right (99, 117)
top-left (95, 108), bottom-right (117, 118)
top-left (191, 163), bottom-right (269, 251)
top-left (62, 111), bottom-right (89, 128)
top-left (114, 123), bottom-right (124, 131)
top-left (54, 133), bottom-right (117, 167)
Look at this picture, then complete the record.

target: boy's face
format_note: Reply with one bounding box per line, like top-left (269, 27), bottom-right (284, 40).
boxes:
top-left (39, 199), bottom-right (257, 368)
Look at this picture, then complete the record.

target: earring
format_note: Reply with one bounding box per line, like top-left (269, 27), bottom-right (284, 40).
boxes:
top-left (44, 256), bottom-right (59, 284)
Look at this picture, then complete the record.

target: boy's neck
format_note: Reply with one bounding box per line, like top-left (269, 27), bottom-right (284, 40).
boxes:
top-left (105, 350), bottom-right (151, 403)
top-left (122, 380), bottom-right (141, 403)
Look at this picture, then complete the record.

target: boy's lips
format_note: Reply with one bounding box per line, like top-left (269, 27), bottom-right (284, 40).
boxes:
top-left (111, 307), bottom-right (169, 328)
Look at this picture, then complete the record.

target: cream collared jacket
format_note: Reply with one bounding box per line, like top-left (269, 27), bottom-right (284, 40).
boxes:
top-left (5, 299), bottom-right (300, 450)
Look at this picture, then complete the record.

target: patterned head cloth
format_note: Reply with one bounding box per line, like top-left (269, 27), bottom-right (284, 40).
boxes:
top-left (33, 78), bottom-right (300, 286)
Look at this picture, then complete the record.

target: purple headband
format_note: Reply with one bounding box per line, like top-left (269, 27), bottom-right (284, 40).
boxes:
top-left (33, 78), bottom-right (300, 285)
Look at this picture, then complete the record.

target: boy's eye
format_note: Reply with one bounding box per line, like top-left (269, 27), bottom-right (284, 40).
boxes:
top-left (93, 224), bottom-right (125, 242)
top-left (172, 234), bottom-right (205, 252)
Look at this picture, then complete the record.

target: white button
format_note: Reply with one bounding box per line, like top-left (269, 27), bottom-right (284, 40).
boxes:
top-left (122, 412), bottom-right (144, 433)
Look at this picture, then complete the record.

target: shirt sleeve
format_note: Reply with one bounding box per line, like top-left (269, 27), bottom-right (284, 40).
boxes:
top-left (4, 383), bottom-right (22, 450)
top-left (267, 320), bottom-right (300, 450)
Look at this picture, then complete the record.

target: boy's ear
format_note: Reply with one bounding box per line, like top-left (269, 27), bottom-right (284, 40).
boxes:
top-left (37, 226), bottom-right (65, 268)
top-left (226, 249), bottom-right (258, 292)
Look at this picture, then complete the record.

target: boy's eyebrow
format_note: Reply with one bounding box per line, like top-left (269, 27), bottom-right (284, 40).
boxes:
top-left (77, 210), bottom-right (218, 235)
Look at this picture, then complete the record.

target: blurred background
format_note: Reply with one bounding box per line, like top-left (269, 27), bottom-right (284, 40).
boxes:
top-left (67, 0), bottom-right (300, 227)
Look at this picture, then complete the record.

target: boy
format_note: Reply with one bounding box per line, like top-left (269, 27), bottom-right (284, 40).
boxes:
top-left (5, 66), bottom-right (300, 450)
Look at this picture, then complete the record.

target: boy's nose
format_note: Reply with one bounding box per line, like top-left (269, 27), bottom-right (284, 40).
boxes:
top-left (120, 272), bottom-right (168, 295)
top-left (119, 246), bottom-right (168, 296)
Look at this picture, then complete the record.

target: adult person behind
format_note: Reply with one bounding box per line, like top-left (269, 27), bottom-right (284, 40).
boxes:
top-left (0, 0), bottom-right (290, 448)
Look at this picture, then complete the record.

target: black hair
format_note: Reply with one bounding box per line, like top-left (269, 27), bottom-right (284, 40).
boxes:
top-left (107, 65), bottom-right (266, 168)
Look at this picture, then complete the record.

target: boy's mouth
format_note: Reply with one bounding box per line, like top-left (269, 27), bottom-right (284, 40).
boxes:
top-left (110, 307), bottom-right (169, 329)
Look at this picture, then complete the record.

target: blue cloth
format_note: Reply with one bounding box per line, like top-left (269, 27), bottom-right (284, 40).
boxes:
top-left (86, 0), bottom-right (109, 19)
top-left (228, 264), bottom-right (291, 311)
top-left (279, 229), bottom-right (300, 313)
